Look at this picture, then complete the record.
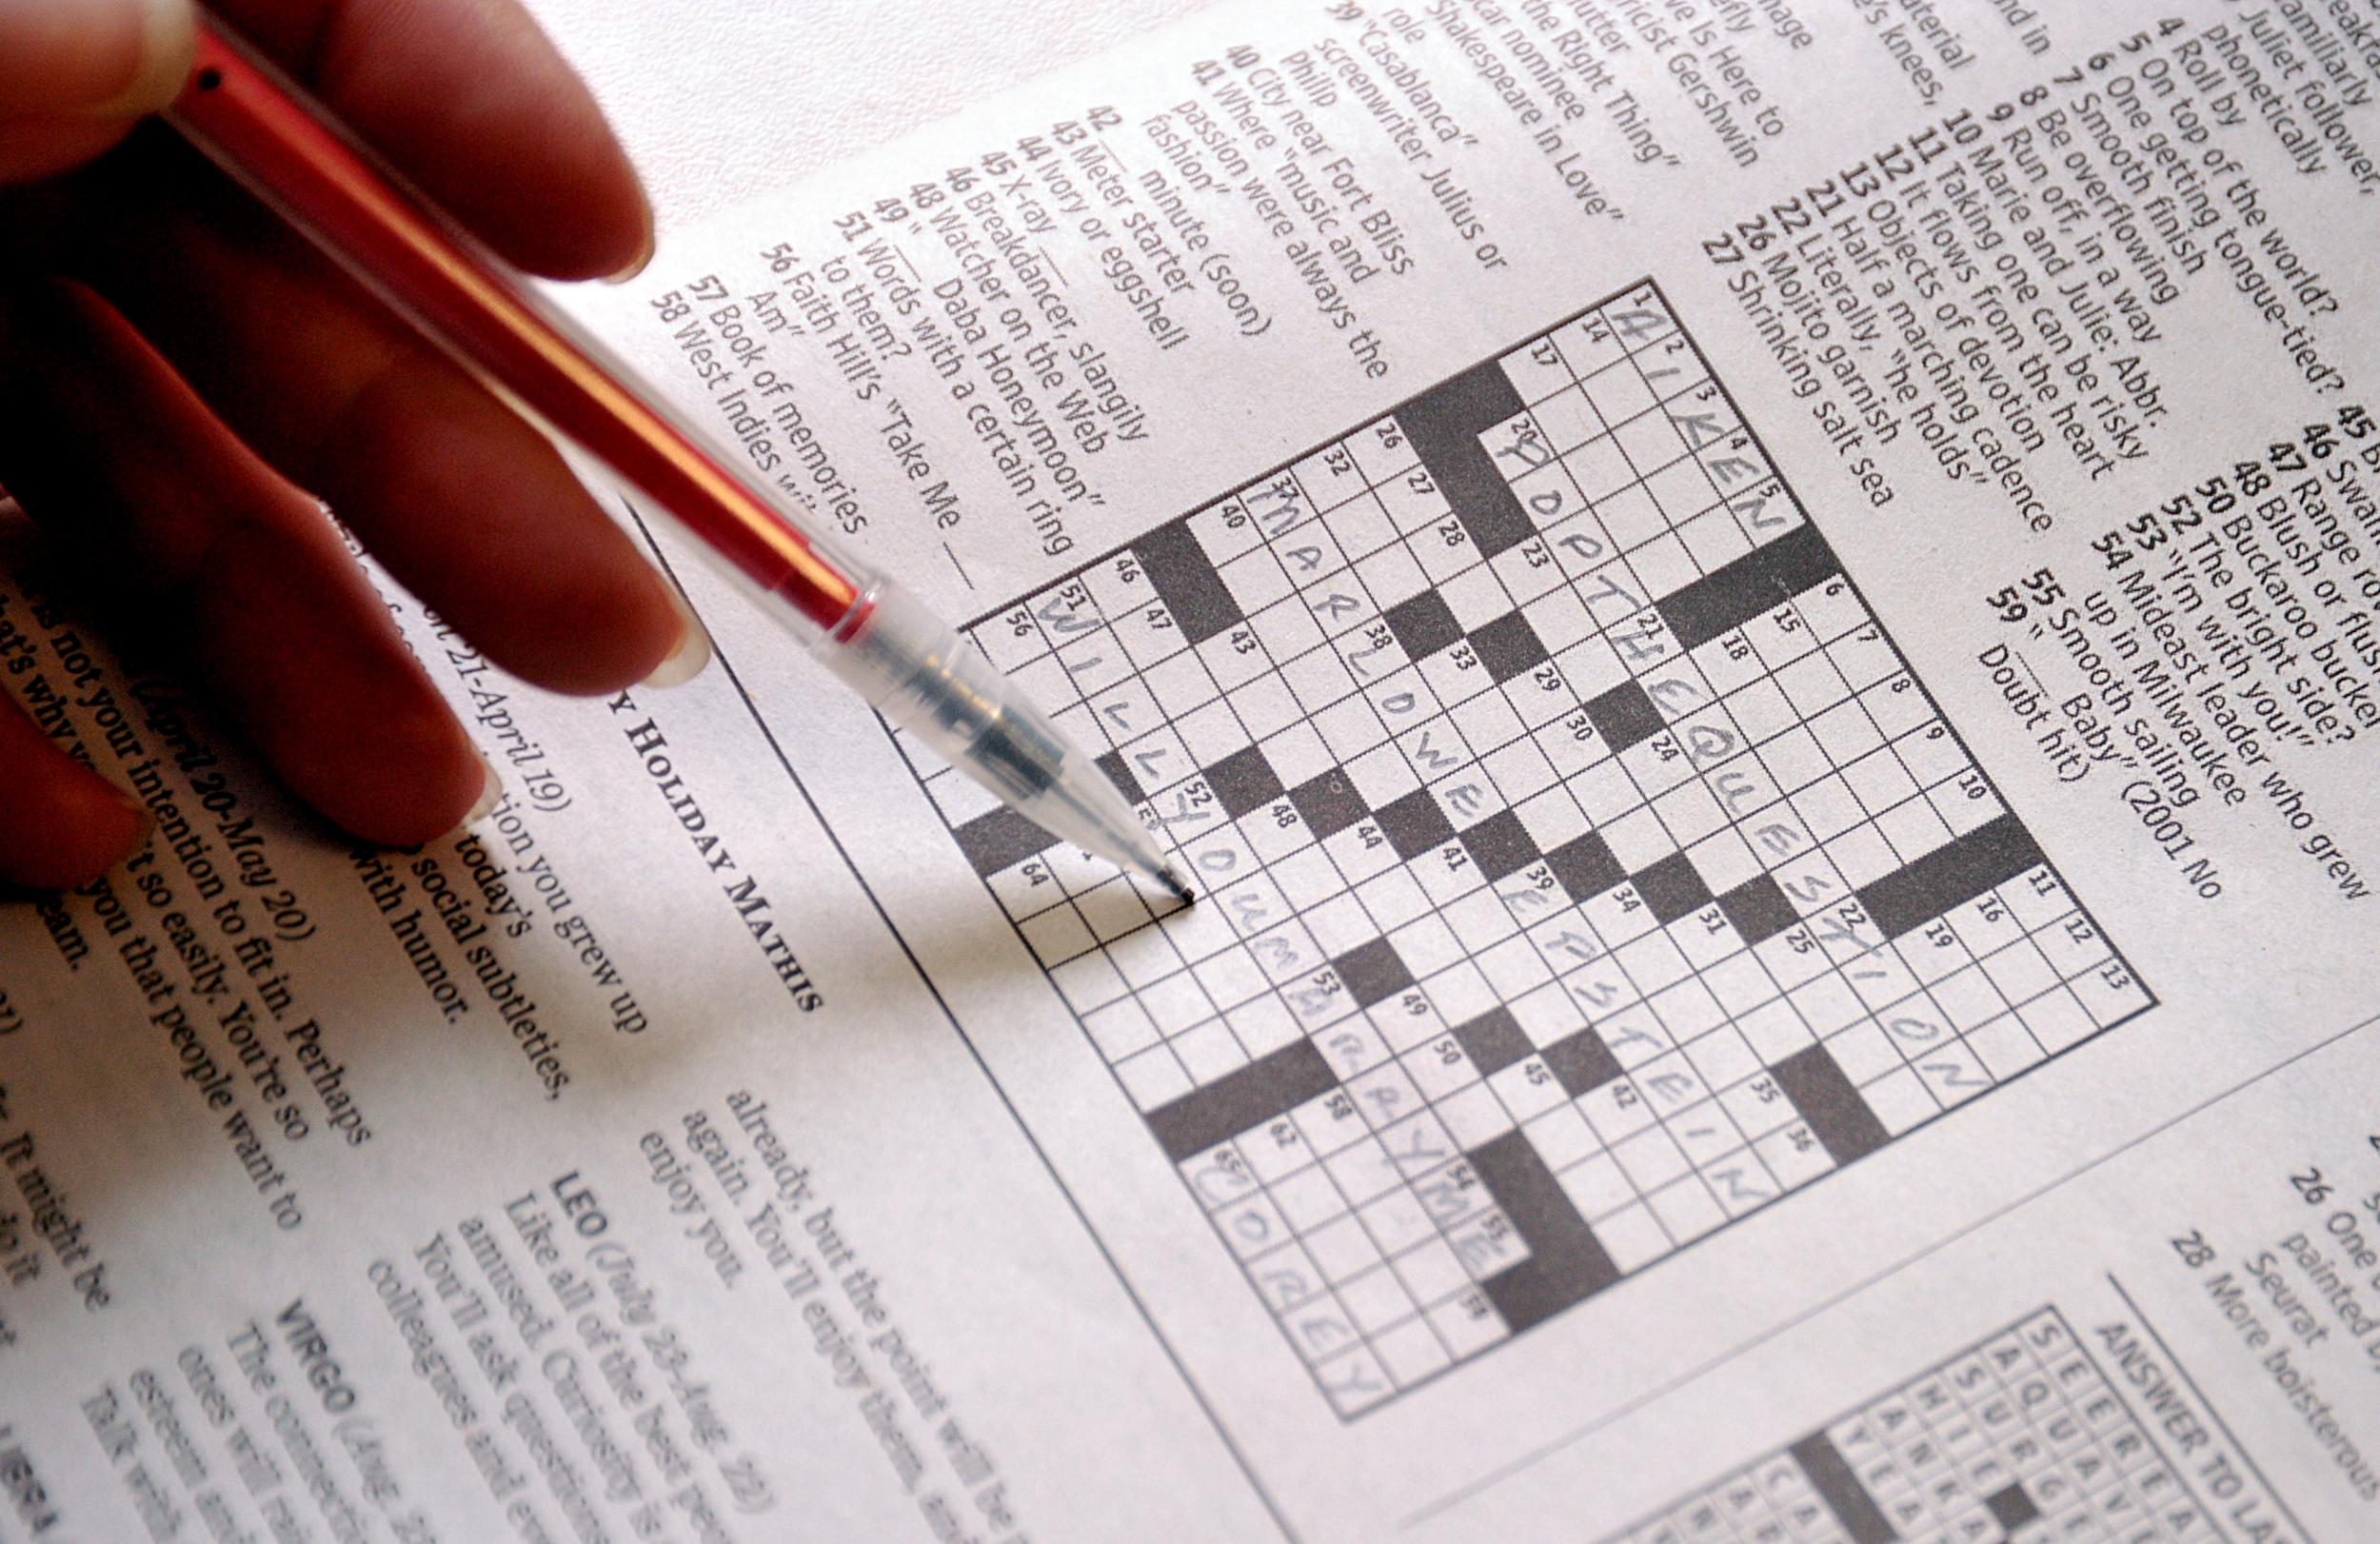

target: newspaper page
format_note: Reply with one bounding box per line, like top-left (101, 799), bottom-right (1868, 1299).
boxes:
top-left (5, 1), bottom-right (2380, 1540)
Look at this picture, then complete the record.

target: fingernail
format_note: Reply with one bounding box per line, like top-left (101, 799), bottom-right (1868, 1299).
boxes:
top-left (463, 758), bottom-right (503, 826)
top-left (74, 0), bottom-right (198, 120)
top-left (605, 219), bottom-right (658, 285)
top-left (641, 584), bottom-right (712, 688)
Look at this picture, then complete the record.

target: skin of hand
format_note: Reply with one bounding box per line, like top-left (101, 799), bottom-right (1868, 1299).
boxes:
top-left (0, 0), bottom-right (709, 890)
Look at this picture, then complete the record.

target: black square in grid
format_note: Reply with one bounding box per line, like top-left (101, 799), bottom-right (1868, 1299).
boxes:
top-left (1332, 939), bottom-right (1415, 1008)
top-left (1383, 589), bottom-right (1464, 661)
top-left (1202, 745), bottom-right (1283, 821)
top-left (1985, 1483), bottom-right (2039, 1533)
top-left (1133, 520), bottom-right (1244, 645)
top-left (1095, 750), bottom-right (1146, 808)
top-left (1583, 680), bottom-right (1666, 753)
top-left (1545, 831), bottom-right (1625, 903)
top-left (1453, 1007), bottom-right (1531, 1077)
top-left (1459, 810), bottom-right (1540, 882)
top-left (1632, 852), bottom-right (1713, 925)
top-left (1288, 768), bottom-right (1368, 839)
top-left (1376, 788), bottom-right (1456, 861)
top-left (954, 807), bottom-right (1059, 879)
top-left (1468, 610), bottom-right (1551, 684)
top-left (1716, 873), bottom-right (1798, 945)
top-left (1542, 1027), bottom-right (1624, 1097)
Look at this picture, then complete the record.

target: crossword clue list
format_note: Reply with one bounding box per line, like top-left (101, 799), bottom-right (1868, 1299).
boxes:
top-left (1600, 1307), bottom-right (2220, 1543)
top-left (897, 280), bottom-right (2153, 1416)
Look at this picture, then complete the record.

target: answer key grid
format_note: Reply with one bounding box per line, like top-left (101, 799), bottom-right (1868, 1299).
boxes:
top-left (894, 279), bottom-right (2153, 1416)
top-left (1600, 1306), bottom-right (2220, 1543)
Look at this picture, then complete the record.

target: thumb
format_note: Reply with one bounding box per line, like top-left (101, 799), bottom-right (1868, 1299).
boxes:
top-left (1, 0), bottom-right (195, 181)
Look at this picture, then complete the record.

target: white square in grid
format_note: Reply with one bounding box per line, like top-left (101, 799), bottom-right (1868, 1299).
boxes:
top-left (1682, 1024), bottom-right (1761, 1090)
top-left (1936, 780), bottom-right (2005, 838)
top-left (1138, 643), bottom-right (1217, 721)
top-left (1219, 544), bottom-right (1293, 613)
top-left (1723, 677), bottom-right (1800, 749)
top-left (1878, 796), bottom-right (1954, 866)
top-left (1612, 1124), bottom-right (1690, 1191)
top-left (1214, 1191), bottom-right (1291, 1259)
top-left (1647, 1175), bottom-right (1727, 1245)
top-left (1270, 1162), bottom-right (1349, 1232)
top-left (1859, 1065), bottom-right (1940, 1137)
top-left (1912, 1040), bottom-right (1992, 1108)
top-left (1279, 897), bottom-right (1364, 965)
top-left (1419, 959), bottom-right (1496, 1028)
top-left (1009, 652), bottom-right (1086, 720)
top-left (1083, 998), bottom-right (1160, 1062)
top-left (1824, 1020), bottom-right (1901, 1084)
top-left (1597, 808), bottom-right (1671, 872)
top-left (1276, 516), bottom-right (1349, 584)
top-left (1982, 939), bottom-right (2057, 1007)
top-left (1380, 913), bottom-right (1461, 981)
top-left (1718, 1077), bottom-right (1795, 1143)
top-left (1591, 482), bottom-right (1670, 553)
top-left (1677, 506), bottom-right (1752, 572)
top-left (1844, 746), bottom-right (1921, 819)
top-left (1229, 995), bottom-right (1304, 1058)
top-left (1485, 1056), bottom-right (1562, 1125)
top-left (1303, 1214), bottom-right (1384, 1285)
top-left (1968, 1016), bottom-right (2047, 1079)
top-left (1791, 973), bottom-right (1865, 1034)
top-left (1357, 1187), bottom-right (1438, 1259)
top-left (1050, 950), bottom-right (1128, 1014)
top-left (1653, 974), bottom-right (1731, 1041)
top-left (2036, 910), bottom-right (2114, 980)
top-left (1436, 564), bottom-right (1511, 631)
top-left (1353, 540), bottom-right (1429, 611)
top-left (1632, 1049), bottom-right (1713, 1119)
top-left (1019, 903), bottom-right (1096, 969)
top-left (1644, 454), bottom-right (1719, 528)
top-left (1445, 689), bottom-right (1526, 766)
top-left (1775, 649), bottom-right (1852, 721)
top-left (1306, 698), bottom-right (1387, 770)
top-left (1613, 927), bottom-right (1689, 996)
top-left (1512, 787), bottom-right (1588, 854)
top-left (1509, 978), bottom-right (1587, 1045)
top-left (1824, 823), bottom-right (1900, 890)
top-left (1743, 602), bottom-right (1820, 674)
top-left (1582, 359), bottom-right (1657, 433)
top-left (1898, 722), bottom-right (1972, 787)
top-left (1688, 828), bottom-right (1763, 897)
top-left (1490, 536), bottom-right (1568, 612)
top-left (1655, 779), bottom-right (1729, 848)
top-left (2074, 959), bottom-right (2149, 1028)
top-left (1736, 997), bottom-right (1813, 1063)
top-left (1696, 950), bottom-right (1772, 1019)
top-left (1807, 698), bottom-right (1882, 767)
top-left (1617, 730), bottom-right (1693, 802)
top-left (1333, 1265), bottom-right (1418, 1332)
top-left (1259, 845), bottom-right (1340, 918)
top-left (1211, 667), bottom-right (1296, 741)
top-left (1290, 1088), bottom-right (1370, 1160)
top-left (1555, 1151), bottom-right (1636, 1224)
top-left (1172, 1018), bottom-right (1249, 1084)
top-left (1437, 1079), bottom-right (1520, 1151)
top-left (1520, 1103), bottom-right (1597, 1170)
top-left (2026, 986), bottom-right (2101, 1054)
top-left (1929, 964), bottom-right (2006, 1032)
top-left (1136, 970), bottom-right (1215, 1036)
top-left (1703, 1149), bottom-right (1783, 1217)
top-left (1391, 1234), bottom-right (1470, 1307)
top-left (1280, 643), bottom-right (1361, 718)
top-left (1177, 703), bottom-right (1255, 776)
top-left (1791, 776), bottom-right (1866, 843)
top-left (1375, 1318), bottom-right (1452, 1391)
top-left (1323, 1136), bottom-right (1404, 1209)
top-left (1116, 1044), bottom-right (1190, 1111)
top-left (1755, 1122), bottom-right (1835, 1190)
top-left (1501, 337), bottom-right (1577, 404)
top-left (1828, 626), bottom-right (1900, 689)
top-left (1597, 1202), bottom-right (1675, 1273)
top-left (1861, 675), bottom-right (1933, 740)
top-left (1622, 537), bottom-right (1699, 608)
top-left (1476, 732), bottom-right (1560, 810)
top-left (1426, 1293), bottom-right (1509, 1361)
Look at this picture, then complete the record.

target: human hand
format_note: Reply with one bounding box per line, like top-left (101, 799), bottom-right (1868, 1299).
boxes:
top-left (0, 0), bottom-right (705, 889)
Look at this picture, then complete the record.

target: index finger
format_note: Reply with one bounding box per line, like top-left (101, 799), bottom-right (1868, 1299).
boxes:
top-left (212, 0), bottom-right (652, 280)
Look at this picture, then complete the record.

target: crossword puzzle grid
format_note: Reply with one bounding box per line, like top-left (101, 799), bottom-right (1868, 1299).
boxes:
top-left (897, 280), bottom-right (2153, 1416)
top-left (1600, 1308), bottom-right (2220, 1544)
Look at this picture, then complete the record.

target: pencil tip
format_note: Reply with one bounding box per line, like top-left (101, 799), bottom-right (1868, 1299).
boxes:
top-left (1159, 866), bottom-right (1196, 905)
